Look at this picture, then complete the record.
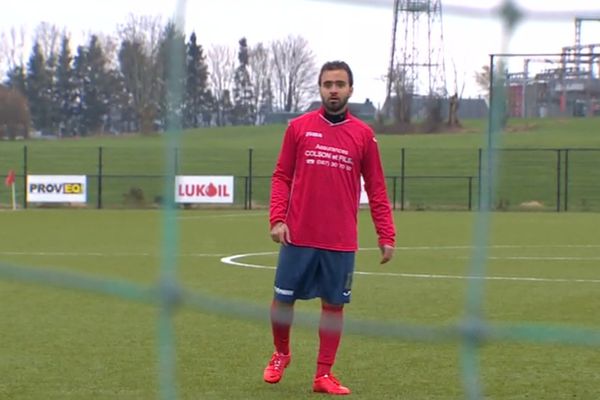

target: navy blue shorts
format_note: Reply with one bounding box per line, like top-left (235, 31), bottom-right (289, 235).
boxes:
top-left (273, 244), bottom-right (355, 305)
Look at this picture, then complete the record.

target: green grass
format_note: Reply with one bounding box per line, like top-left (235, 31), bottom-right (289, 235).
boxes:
top-left (0, 117), bottom-right (599, 210)
top-left (1, 210), bottom-right (600, 399)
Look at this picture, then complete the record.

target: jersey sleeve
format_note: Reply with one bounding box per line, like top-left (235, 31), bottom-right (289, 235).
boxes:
top-left (361, 132), bottom-right (396, 247)
top-left (269, 124), bottom-right (297, 228)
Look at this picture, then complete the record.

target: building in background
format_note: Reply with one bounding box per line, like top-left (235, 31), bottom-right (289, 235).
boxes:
top-left (506, 17), bottom-right (600, 118)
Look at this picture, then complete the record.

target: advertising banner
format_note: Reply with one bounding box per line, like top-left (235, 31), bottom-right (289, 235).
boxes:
top-left (27, 175), bottom-right (87, 203)
top-left (175, 176), bottom-right (234, 204)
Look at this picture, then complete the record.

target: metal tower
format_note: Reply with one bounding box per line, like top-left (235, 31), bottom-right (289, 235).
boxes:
top-left (386, 0), bottom-right (447, 101)
top-left (573, 17), bottom-right (600, 74)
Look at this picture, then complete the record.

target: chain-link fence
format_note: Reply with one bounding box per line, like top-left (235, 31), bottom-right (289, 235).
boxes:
top-left (2, 146), bottom-right (599, 211)
top-left (2, 2), bottom-right (600, 400)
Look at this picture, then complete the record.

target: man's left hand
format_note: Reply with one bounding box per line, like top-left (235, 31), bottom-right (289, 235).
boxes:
top-left (379, 245), bottom-right (395, 264)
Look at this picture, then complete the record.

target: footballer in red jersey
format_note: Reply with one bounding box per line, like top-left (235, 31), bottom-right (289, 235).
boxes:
top-left (264, 61), bottom-right (396, 395)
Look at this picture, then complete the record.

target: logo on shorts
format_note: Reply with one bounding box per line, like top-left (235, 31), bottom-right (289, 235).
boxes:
top-left (342, 290), bottom-right (351, 297)
top-left (274, 286), bottom-right (294, 296)
top-left (344, 273), bottom-right (353, 291)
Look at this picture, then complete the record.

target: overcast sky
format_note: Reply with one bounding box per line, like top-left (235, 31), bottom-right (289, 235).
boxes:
top-left (1, 0), bottom-right (599, 107)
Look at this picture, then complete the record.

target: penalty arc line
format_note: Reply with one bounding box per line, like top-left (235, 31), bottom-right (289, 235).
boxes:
top-left (220, 251), bottom-right (600, 284)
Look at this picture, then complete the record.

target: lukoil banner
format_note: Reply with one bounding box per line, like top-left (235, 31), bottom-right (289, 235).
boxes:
top-left (175, 176), bottom-right (234, 204)
top-left (27, 175), bottom-right (87, 203)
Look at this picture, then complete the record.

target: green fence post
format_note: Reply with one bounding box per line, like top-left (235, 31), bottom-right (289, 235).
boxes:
top-left (468, 176), bottom-right (473, 211)
top-left (392, 176), bottom-right (397, 211)
top-left (556, 149), bottom-right (562, 212)
top-left (400, 148), bottom-right (405, 211)
top-left (97, 147), bottom-right (103, 209)
top-left (477, 148), bottom-right (482, 211)
top-left (244, 176), bottom-right (249, 210)
top-left (23, 145), bottom-right (28, 209)
top-left (248, 148), bottom-right (253, 210)
top-left (564, 149), bottom-right (570, 212)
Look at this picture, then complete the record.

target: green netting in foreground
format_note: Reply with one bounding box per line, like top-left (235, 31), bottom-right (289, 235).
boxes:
top-left (1, 2), bottom-right (600, 399)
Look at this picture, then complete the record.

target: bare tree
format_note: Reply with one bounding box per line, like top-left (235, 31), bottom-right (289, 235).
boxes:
top-left (34, 22), bottom-right (62, 65)
top-left (208, 44), bottom-right (236, 126)
top-left (116, 14), bottom-right (165, 132)
top-left (447, 59), bottom-right (465, 128)
top-left (0, 26), bottom-right (27, 73)
top-left (474, 65), bottom-right (491, 96)
top-left (390, 63), bottom-right (412, 126)
top-left (95, 33), bottom-right (120, 70)
top-left (0, 84), bottom-right (30, 139)
top-left (248, 42), bottom-right (271, 124)
top-left (117, 14), bottom-right (163, 60)
top-left (270, 35), bottom-right (317, 112)
top-left (474, 62), bottom-right (507, 128)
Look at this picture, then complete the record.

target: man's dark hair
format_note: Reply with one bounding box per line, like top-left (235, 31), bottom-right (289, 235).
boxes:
top-left (318, 61), bottom-right (353, 87)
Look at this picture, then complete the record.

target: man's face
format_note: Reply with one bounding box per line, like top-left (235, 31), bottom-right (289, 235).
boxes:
top-left (319, 69), bottom-right (353, 115)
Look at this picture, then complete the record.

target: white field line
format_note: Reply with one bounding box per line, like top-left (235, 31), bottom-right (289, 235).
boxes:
top-left (178, 212), bottom-right (268, 220)
top-left (3, 245), bottom-right (600, 284)
top-left (469, 256), bottom-right (600, 261)
top-left (2, 244), bottom-right (598, 259)
top-left (2, 243), bottom-right (598, 259)
top-left (220, 250), bottom-right (600, 284)
top-left (0, 251), bottom-right (229, 257)
top-left (361, 245), bottom-right (600, 251)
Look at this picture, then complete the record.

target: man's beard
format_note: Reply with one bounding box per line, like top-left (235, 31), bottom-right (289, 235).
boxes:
top-left (322, 95), bottom-right (349, 114)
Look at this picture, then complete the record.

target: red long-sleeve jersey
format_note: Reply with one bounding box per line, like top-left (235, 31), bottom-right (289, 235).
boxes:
top-left (269, 108), bottom-right (395, 251)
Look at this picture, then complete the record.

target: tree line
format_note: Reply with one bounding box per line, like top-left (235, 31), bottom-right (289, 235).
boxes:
top-left (0, 18), bottom-right (318, 139)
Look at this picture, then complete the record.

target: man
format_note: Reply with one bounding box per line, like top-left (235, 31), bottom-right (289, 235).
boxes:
top-left (264, 61), bottom-right (395, 395)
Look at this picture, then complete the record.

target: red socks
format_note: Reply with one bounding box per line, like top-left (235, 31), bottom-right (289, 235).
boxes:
top-left (270, 300), bottom-right (293, 355)
top-left (316, 303), bottom-right (344, 377)
top-left (270, 300), bottom-right (344, 377)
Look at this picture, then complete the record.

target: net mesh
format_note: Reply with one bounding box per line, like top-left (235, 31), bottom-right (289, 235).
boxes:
top-left (1, 1), bottom-right (600, 399)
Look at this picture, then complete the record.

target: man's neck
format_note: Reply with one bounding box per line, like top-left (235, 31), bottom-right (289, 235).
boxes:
top-left (323, 109), bottom-right (347, 124)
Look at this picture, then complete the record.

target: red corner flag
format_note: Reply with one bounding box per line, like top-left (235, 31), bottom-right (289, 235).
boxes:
top-left (4, 169), bottom-right (15, 187)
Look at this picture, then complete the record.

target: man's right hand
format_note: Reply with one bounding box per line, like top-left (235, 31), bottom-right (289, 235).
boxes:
top-left (379, 244), bottom-right (395, 264)
top-left (270, 222), bottom-right (291, 245)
